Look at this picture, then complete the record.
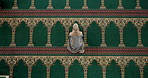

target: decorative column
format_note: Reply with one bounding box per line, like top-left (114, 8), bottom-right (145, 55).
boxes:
top-left (80, 19), bottom-right (90, 47)
top-left (120, 68), bottom-right (125, 78)
top-left (139, 68), bottom-right (144, 78)
top-left (115, 57), bottom-right (129, 78)
top-left (60, 57), bottom-right (74, 78)
top-left (30, 0), bottom-right (36, 9)
top-left (24, 57), bottom-right (37, 78)
top-left (98, 57), bottom-right (111, 78)
top-left (134, 20), bottom-right (144, 47)
top-left (100, 0), bottom-right (106, 9)
top-left (99, 20), bottom-right (108, 47)
top-left (47, 0), bottom-right (53, 9)
top-left (118, 0), bottom-right (124, 9)
top-left (5, 57), bottom-right (17, 78)
top-left (10, 29), bottom-right (16, 47)
top-left (12, 0), bottom-right (18, 9)
top-left (41, 57), bottom-right (54, 78)
top-left (65, 0), bottom-right (71, 9)
top-left (78, 57), bottom-right (92, 78)
top-left (116, 20), bottom-right (126, 47)
top-left (9, 19), bottom-right (19, 47)
top-left (62, 19), bottom-right (72, 46)
top-left (27, 29), bottom-right (34, 47)
top-left (100, 29), bottom-right (106, 47)
top-left (83, 28), bottom-right (88, 47)
top-left (135, 0), bottom-right (141, 9)
top-left (82, 0), bottom-right (88, 9)
top-left (64, 28), bottom-right (69, 46)
top-left (43, 19), bottom-right (54, 47)
top-left (28, 67), bottom-right (32, 78)
top-left (134, 57), bottom-right (146, 78)
top-left (119, 29), bottom-right (125, 47)
top-left (26, 19), bottom-right (38, 47)
top-left (46, 28), bottom-right (52, 47)
top-left (137, 29), bottom-right (143, 47)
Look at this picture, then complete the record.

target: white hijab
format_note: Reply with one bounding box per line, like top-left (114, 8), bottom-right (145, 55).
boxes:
top-left (69, 23), bottom-right (82, 36)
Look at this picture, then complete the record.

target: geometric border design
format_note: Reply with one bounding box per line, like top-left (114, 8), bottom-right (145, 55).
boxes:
top-left (0, 10), bottom-right (148, 17)
top-left (0, 47), bottom-right (148, 55)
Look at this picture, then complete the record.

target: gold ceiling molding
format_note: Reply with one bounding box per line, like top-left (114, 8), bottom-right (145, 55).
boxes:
top-left (0, 56), bottom-right (147, 78)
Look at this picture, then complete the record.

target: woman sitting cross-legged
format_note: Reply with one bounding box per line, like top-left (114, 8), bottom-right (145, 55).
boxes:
top-left (67, 23), bottom-right (85, 53)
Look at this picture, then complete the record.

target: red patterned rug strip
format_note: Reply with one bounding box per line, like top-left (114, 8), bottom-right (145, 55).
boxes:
top-left (0, 47), bottom-right (147, 55)
top-left (0, 10), bottom-right (148, 17)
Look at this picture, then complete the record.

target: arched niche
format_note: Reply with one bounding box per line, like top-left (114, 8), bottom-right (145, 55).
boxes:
top-left (52, 0), bottom-right (66, 9)
top-left (17, 0), bottom-right (31, 9)
top-left (15, 21), bottom-right (29, 46)
top-left (50, 60), bottom-right (65, 78)
top-left (105, 0), bottom-right (118, 9)
top-left (87, 21), bottom-right (101, 46)
top-left (125, 60), bottom-right (140, 78)
top-left (122, 0), bottom-right (136, 9)
top-left (106, 60), bottom-right (121, 78)
top-left (32, 60), bottom-right (46, 78)
top-left (123, 21), bottom-right (138, 47)
top-left (141, 21), bottom-right (148, 47)
top-left (144, 63), bottom-right (148, 78)
top-left (34, 0), bottom-right (48, 9)
top-left (51, 21), bottom-right (65, 46)
top-left (13, 59), bottom-right (28, 78)
top-left (0, 0), bottom-right (13, 9)
top-left (87, 0), bottom-right (101, 9)
top-left (105, 21), bottom-right (120, 47)
top-left (70, 0), bottom-right (83, 9)
top-left (140, 0), bottom-right (148, 9)
top-left (88, 60), bottom-right (102, 78)
top-left (69, 60), bottom-right (84, 78)
top-left (33, 21), bottom-right (47, 46)
top-left (0, 21), bottom-right (12, 46)
top-left (0, 59), bottom-right (9, 75)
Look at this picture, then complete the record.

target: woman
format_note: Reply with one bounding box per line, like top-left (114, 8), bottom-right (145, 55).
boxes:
top-left (67, 23), bottom-right (85, 53)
